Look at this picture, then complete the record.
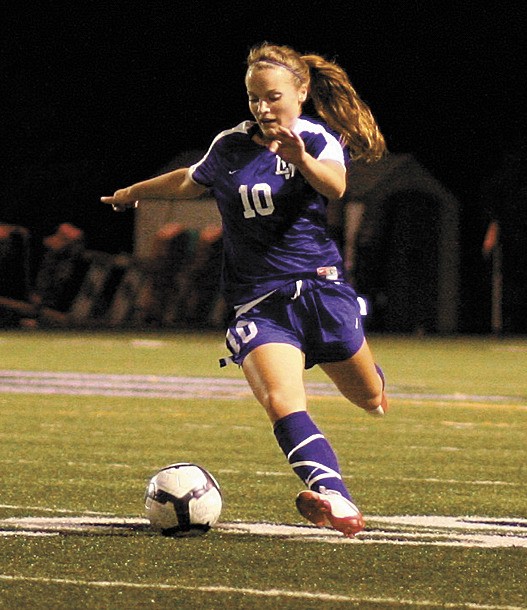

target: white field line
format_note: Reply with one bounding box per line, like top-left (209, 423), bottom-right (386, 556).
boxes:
top-left (0, 574), bottom-right (524, 610)
top-left (0, 370), bottom-right (525, 404)
top-left (1, 515), bottom-right (526, 549)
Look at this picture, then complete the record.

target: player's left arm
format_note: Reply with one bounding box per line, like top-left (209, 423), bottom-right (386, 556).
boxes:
top-left (266, 127), bottom-right (346, 200)
top-left (295, 156), bottom-right (346, 201)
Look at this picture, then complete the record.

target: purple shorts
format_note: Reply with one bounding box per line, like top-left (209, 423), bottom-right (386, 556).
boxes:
top-left (223, 279), bottom-right (366, 369)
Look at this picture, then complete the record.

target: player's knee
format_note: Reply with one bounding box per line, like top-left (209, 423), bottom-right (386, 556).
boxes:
top-left (261, 388), bottom-right (306, 422)
top-left (264, 387), bottom-right (296, 410)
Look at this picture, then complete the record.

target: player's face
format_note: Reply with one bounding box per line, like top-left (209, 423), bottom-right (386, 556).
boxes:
top-left (246, 66), bottom-right (307, 141)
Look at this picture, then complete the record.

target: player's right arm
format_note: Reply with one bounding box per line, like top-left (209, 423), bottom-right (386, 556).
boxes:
top-left (101, 167), bottom-right (207, 211)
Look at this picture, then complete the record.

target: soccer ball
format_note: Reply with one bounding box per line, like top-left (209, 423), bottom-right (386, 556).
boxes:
top-left (144, 462), bottom-right (222, 536)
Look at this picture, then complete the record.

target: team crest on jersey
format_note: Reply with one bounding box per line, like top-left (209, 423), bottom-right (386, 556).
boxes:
top-left (275, 156), bottom-right (296, 180)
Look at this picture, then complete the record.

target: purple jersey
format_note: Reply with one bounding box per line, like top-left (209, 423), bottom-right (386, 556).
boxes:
top-left (189, 116), bottom-right (348, 307)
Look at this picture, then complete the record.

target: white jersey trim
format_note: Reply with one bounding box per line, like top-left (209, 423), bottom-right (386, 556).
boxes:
top-left (293, 117), bottom-right (345, 167)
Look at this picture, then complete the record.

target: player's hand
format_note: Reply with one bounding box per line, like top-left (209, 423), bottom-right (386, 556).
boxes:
top-left (100, 189), bottom-right (139, 212)
top-left (267, 126), bottom-right (306, 165)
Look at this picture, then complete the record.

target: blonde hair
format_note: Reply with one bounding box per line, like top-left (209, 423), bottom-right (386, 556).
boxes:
top-left (246, 43), bottom-right (387, 163)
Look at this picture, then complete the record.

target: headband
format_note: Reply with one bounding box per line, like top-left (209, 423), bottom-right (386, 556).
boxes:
top-left (252, 59), bottom-right (306, 83)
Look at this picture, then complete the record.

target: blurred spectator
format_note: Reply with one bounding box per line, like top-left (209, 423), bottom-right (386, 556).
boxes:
top-left (0, 223), bottom-right (31, 300)
top-left (135, 222), bottom-right (197, 326)
top-left (0, 223), bottom-right (32, 326)
top-left (0, 223), bottom-right (87, 327)
top-left (481, 137), bottom-right (527, 334)
top-left (179, 224), bottom-right (225, 327)
top-left (33, 223), bottom-right (87, 313)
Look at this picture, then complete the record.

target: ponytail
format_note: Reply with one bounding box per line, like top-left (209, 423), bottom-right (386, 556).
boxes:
top-left (302, 54), bottom-right (387, 163)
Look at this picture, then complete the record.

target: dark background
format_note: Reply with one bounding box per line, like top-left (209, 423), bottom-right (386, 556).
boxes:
top-left (2, 2), bottom-right (525, 331)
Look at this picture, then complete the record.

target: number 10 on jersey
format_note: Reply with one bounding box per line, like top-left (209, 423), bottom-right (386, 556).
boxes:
top-left (239, 184), bottom-right (275, 218)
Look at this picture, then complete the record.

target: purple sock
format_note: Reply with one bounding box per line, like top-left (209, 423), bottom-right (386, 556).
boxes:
top-left (273, 411), bottom-right (352, 501)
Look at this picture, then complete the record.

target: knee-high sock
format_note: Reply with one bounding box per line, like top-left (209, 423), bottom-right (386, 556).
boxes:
top-left (273, 411), bottom-right (352, 501)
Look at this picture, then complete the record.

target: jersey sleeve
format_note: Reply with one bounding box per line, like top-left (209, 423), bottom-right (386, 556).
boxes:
top-left (296, 118), bottom-right (346, 168)
top-left (189, 147), bottom-right (218, 187)
top-left (316, 134), bottom-right (346, 166)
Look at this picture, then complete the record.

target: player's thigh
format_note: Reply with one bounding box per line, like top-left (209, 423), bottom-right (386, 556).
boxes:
top-left (242, 342), bottom-right (307, 422)
top-left (319, 340), bottom-right (382, 408)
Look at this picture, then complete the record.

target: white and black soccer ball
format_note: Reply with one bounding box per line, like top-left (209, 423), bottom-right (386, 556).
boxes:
top-left (144, 462), bottom-right (222, 536)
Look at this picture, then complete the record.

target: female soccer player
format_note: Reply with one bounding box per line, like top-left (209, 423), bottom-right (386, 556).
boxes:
top-left (102, 43), bottom-right (389, 537)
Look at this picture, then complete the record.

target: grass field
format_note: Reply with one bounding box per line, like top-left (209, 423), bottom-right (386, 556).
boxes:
top-left (0, 330), bottom-right (526, 609)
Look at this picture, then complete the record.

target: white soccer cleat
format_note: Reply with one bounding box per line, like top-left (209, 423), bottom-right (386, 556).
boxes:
top-left (366, 405), bottom-right (386, 417)
top-left (295, 489), bottom-right (365, 537)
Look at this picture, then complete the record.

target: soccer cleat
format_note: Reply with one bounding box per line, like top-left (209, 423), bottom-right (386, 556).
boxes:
top-left (295, 489), bottom-right (365, 537)
top-left (365, 364), bottom-right (389, 417)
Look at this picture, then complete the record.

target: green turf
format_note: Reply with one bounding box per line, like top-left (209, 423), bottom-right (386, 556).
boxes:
top-left (0, 330), bottom-right (526, 609)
